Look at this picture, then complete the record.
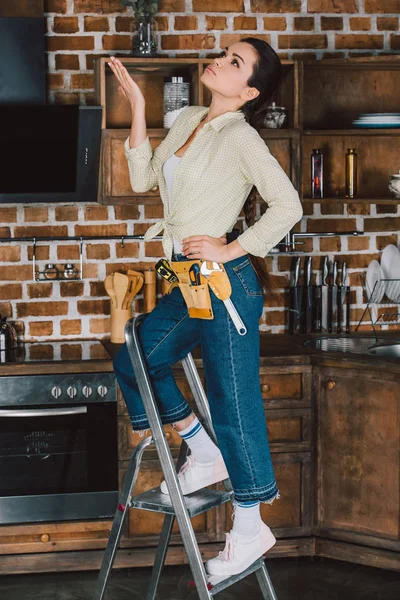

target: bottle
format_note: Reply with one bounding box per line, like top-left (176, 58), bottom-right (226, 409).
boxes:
top-left (163, 76), bottom-right (190, 129)
top-left (311, 149), bottom-right (323, 198)
top-left (345, 148), bottom-right (357, 198)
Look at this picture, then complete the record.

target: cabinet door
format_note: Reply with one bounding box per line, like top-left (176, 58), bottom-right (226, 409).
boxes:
top-left (100, 129), bottom-right (162, 204)
top-left (315, 367), bottom-right (400, 547)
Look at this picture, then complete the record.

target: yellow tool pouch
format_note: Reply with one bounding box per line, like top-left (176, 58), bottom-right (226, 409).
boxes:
top-left (169, 259), bottom-right (214, 319)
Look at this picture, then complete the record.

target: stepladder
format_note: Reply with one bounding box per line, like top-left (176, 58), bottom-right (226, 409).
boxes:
top-left (93, 313), bottom-right (279, 600)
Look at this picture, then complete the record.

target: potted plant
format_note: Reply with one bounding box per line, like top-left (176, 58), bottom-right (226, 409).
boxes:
top-left (120, 0), bottom-right (159, 57)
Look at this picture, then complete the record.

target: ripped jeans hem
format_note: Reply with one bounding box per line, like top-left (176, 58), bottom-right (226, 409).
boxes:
top-left (233, 487), bottom-right (281, 505)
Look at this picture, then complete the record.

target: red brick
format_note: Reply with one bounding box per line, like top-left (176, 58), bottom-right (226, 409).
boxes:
top-left (364, 0), bottom-right (400, 12)
top-left (377, 17), bottom-right (399, 31)
top-left (90, 281), bottom-right (106, 296)
top-left (321, 17), bottom-right (343, 30)
top-left (0, 246), bottom-right (21, 262)
top-left (205, 16), bottom-right (227, 30)
top-left (263, 17), bottom-right (286, 31)
top-left (114, 205), bottom-right (140, 220)
top-left (161, 34), bottom-right (215, 51)
top-left (307, 218), bottom-right (357, 232)
top-left (278, 35), bottom-right (327, 50)
top-left (145, 241), bottom-right (164, 257)
top-left (250, 0), bottom-right (300, 11)
top-left (0, 208), bottom-right (17, 222)
top-left (320, 236), bottom-right (341, 252)
top-left (335, 35), bottom-right (384, 50)
top-left (55, 205), bottom-right (79, 221)
top-left (27, 245), bottom-right (50, 261)
top-left (74, 0), bottom-right (125, 13)
top-left (75, 224), bottom-right (127, 236)
top-left (29, 321), bottom-right (54, 337)
top-left (346, 203), bottom-right (370, 215)
top-left (116, 242), bottom-right (139, 258)
top-left (390, 35), bottom-right (400, 50)
top-left (60, 319), bottom-right (82, 335)
top-left (86, 244), bottom-right (111, 260)
top-left (0, 266), bottom-right (32, 281)
top-left (348, 236), bottom-right (370, 251)
top-left (364, 217), bottom-right (400, 232)
top-left (77, 299), bottom-right (110, 315)
top-left (55, 54), bottom-right (80, 70)
top-left (102, 35), bottom-right (131, 51)
top-left (47, 36), bottom-right (95, 51)
top-left (53, 16), bottom-right (79, 33)
top-left (0, 302), bottom-right (12, 318)
top-left (350, 17), bottom-right (371, 31)
top-left (174, 16), bottom-right (198, 30)
top-left (193, 0), bottom-right (243, 10)
top-left (115, 16), bottom-right (134, 32)
top-left (220, 34), bottom-right (270, 48)
top-left (90, 317), bottom-right (111, 334)
top-left (320, 202), bottom-right (345, 215)
top-left (57, 245), bottom-right (80, 260)
top-left (0, 284), bottom-right (22, 300)
top-left (71, 74), bottom-right (94, 89)
top-left (84, 206), bottom-right (109, 221)
top-left (294, 17), bottom-right (314, 31)
top-left (47, 73), bottom-right (65, 90)
top-left (84, 16), bottom-right (109, 31)
top-left (45, 0), bottom-right (68, 12)
top-left (14, 226), bottom-right (68, 237)
top-left (308, 0), bottom-right (357, 11)
top-left (27, 283), bottom-right (53, 299)
top-left (16, 302), bottom-right (69, 318)
top-left (376, 234), bottom-right (398, 250)
top-left (233, 16), bottom-right (257, 30)
top-left (60, 282), bottom-right (84, 297)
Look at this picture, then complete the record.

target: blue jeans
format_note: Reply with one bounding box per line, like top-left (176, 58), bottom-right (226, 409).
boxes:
top-left (113, 253), bottom-right (280, 505)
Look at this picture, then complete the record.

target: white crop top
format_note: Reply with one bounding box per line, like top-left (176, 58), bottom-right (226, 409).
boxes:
top-left (162, 153), bottom-right (182, 254)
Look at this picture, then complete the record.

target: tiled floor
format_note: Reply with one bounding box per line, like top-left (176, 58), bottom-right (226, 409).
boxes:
top-left (0, 556), bottom-right (399, 599)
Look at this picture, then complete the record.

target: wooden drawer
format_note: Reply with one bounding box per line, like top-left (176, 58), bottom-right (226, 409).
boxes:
top-left (260, 366), bottom-right (312, 408)
top-left (0, 521), bottom-right (112, 555)
top-left (266, 408), bottom-right (311, 452)
top-left (223, 452), bottom-right (312, 539)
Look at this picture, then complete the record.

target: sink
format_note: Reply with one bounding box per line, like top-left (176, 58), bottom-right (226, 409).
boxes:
top-left (304, 336), bottom-right (400, 359)
top-left (367, 344), bottom-right (400, 358)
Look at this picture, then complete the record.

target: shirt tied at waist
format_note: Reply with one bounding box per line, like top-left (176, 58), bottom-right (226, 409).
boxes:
top-left (144, 219), bottom-right (174, 261)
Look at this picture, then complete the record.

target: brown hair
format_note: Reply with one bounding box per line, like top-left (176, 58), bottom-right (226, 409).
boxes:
top-left (239, 37), bottom-right (283, 296)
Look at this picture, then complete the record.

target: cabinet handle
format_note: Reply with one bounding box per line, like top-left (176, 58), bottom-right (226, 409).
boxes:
top-left (262, 383), bottom-right (270, 393)
top-left (41, 534), bottom-right (50, 543)
top-left (327, 380), bottom-right (336, 390)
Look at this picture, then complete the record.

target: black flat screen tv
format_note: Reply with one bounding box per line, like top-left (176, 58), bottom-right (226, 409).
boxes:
top-left (0, 105), bottom-right (102, 203)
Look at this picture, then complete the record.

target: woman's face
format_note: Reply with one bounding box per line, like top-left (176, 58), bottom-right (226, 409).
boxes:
top-left (200, 42), bottom-right (260, 105)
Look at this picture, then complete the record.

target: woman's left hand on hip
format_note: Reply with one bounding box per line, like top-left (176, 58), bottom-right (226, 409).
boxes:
top-left (181, 235), bottom-right (230, 263)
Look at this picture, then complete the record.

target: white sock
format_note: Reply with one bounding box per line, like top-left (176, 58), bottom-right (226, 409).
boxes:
top-left (175, 415), bottom-right (221, 464)
top-left (232, 499), bottom-right (262, 537)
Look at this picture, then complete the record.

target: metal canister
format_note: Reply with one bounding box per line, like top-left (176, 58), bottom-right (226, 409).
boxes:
top-left (345, 148), bottom-right (357, 198)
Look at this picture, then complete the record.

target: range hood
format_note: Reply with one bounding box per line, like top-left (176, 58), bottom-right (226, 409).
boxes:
top-left (0, 0), bottom-right (46, 104)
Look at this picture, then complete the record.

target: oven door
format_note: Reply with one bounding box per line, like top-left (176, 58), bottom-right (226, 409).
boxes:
top-left (0, 402), bottom-right (118, 524)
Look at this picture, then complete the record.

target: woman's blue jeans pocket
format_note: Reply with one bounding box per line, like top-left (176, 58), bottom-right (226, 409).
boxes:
top-left (232, 257), bottom-right (263, 297)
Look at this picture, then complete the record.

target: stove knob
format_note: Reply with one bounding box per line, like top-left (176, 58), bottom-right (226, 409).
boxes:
top-left (67, 386), bottom-right (77, 398)
top-left (97, 385), bottom-right (108, 397)
top-left (51, 386), bottom-right (62, 399)
top-left (82, 386), bottom-right (92, 398)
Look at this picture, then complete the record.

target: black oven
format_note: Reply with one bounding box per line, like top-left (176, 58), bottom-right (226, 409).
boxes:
top-left (0, 370), bottom-right (118, 524)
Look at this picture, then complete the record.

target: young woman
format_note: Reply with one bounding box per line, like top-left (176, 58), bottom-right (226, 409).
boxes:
top-left (108, 38), bottom-right (303, 580)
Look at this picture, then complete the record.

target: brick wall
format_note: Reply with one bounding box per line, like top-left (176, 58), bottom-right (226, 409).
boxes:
top-left (1, 0), bottom-right (399, 339)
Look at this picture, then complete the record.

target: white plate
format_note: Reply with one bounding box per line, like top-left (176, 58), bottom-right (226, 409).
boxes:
top-left (365, 259), bottom-right (386, 303)
top-left (380, 244), bottom-right (400, 301)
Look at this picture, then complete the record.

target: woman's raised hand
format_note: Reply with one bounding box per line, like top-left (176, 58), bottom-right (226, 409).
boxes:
top-left (107, 56), bottom-right (145, 111)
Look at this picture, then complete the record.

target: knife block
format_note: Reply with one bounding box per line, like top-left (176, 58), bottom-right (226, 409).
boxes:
top-left (110, 305), bottom-right (132, 343)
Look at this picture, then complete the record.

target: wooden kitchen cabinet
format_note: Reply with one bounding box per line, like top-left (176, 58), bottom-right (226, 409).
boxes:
top-left (314, 364), bottom-right (400, 552)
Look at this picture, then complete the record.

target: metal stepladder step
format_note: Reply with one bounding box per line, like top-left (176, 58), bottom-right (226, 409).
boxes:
top-left (93, 313), bottom-right (278, 600)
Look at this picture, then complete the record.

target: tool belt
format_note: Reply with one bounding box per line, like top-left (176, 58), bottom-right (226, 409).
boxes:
top-left (166, 259), bottom-right (232, 320)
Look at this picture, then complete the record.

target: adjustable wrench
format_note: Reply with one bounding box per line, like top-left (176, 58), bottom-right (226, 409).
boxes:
top-left (200, 261), bottom-right (247, 336)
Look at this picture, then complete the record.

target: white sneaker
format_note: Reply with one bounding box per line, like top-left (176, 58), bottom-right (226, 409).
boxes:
top-left (204, 521), bottom-right (276, 578)
top-left (160, 452), bottom-right (229, 496)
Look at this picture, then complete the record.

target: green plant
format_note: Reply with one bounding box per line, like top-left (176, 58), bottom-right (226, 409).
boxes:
top-left (120, 0), bottom-right (159, 17)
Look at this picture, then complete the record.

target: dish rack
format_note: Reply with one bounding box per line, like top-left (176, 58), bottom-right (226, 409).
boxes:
top-left (356, 273), bottom-right (400, 336)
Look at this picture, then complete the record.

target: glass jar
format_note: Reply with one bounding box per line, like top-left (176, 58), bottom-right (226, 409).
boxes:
top-left (163, 76), bottom-right (190, 129)
top-left (264, 102), bottom-right (288, 129)
top-left (131, 14), bottom-right (158, 57)
top-left (43, 263), bottom-right (59, 280)
top-left (63, 263), bottom-right (79, 279)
